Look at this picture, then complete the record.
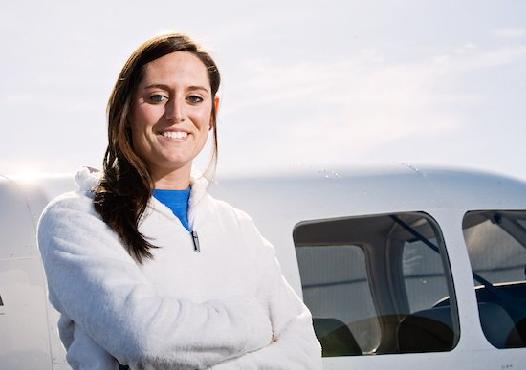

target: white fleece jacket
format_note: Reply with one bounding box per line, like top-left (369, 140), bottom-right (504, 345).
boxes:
top-left (37, 168), bottom-right (322, 370)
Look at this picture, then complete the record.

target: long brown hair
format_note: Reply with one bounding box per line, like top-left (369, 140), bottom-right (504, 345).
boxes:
top-left (94, 32), bottom-right (220, 263)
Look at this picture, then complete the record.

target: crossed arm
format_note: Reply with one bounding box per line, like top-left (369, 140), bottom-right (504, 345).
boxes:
top-left (38, 194), bottom-right (321, 369)
top-left (37, 195), bottom-right (274, 369)
top-left (207, 210), bottom-right (322, 370)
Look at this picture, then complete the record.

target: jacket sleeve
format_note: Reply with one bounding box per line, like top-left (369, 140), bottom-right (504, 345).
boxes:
top-left (209, 211), bottom-right (322, 370)
top-left (37, 194), bottom-right (273, 370)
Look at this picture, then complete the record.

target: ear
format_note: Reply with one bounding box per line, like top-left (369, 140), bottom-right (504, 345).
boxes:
top-left (210, 95), bottom-right (220, 130)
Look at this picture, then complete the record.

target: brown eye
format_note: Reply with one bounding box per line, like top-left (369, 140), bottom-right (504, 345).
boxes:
top-left (187, 95), bottom-right (204, 104)
top-left (149, 94), bottom-right (168, 103)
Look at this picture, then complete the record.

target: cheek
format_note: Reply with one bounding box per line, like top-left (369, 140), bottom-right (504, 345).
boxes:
top-left (131, 101), bottom-right (162, 128)
top-left (193, 102), bottom-right (213, 128)
top-left (129, 105), bottom-right (157, 140)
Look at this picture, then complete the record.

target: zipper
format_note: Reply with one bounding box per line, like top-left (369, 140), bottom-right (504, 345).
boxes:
top-left (191, 230), bottom-right (200, 252)
top-left (150, 195), bottom-right (201, 253)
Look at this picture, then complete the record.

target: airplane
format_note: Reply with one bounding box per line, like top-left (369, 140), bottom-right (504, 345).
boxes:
top-left (1, 164), bottom-right (525, 369)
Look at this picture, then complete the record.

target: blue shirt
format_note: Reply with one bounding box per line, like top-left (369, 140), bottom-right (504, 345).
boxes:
top-left (153, 187), bottom-right (191, 231)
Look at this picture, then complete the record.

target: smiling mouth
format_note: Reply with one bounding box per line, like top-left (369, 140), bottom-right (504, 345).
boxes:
top-left (161, 131), bottom-right (188, 140)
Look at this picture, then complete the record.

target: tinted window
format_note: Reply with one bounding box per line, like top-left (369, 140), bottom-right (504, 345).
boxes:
top-left (463, 210), bottom-right (526, 349)
top-left (295, 212), bottom-right (459, 357)
top-left (298, 244), bottom-right (379, 354)
top-left (403, 229), bottom-right (451, 313)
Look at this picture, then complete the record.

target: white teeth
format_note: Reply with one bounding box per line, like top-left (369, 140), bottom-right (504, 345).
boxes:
top-left (162, 131), bottom-right (187, 140)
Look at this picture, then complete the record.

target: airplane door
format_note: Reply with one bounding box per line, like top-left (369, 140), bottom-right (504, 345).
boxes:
top-left (294, 211), bottom-right (476, 370)
top-left (459, 210), bottom-right (526, 369)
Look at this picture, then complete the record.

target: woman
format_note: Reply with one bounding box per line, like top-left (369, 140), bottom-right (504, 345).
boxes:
top-left (37, 32), bottom-right (321, 369)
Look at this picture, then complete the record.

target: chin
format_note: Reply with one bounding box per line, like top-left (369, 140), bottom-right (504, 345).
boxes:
top-left (161, 160), bottom-right (193, 171)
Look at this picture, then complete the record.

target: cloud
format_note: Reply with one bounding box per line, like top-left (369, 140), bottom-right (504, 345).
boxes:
top-left (434, 44), bottom-right (526, 70)
top-left (493, 28), bottom-right (526, 40)
top-left (217, 43), bottom-right (526, 172)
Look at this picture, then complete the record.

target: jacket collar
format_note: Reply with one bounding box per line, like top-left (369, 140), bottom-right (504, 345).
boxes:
top-left (74, 166), bottom-right (210, 212)
top-left (146, 169), bottom-right (209, 222)
top-left (75, 166), bottom-right (101, 193)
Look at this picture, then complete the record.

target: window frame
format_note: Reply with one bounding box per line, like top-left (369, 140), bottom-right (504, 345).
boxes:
top-left (462, 209), bottom-right (526, 350)
top-left (294, 210), bottom-right (461, 356)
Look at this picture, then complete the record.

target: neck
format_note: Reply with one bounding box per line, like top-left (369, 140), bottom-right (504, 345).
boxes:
top-left (151, 164), bottom-right (192, 190)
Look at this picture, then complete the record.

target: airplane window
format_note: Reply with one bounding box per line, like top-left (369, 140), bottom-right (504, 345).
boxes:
top-left (296, 244), bottom-right (380, 355)
top-left (294, 212), bottom-right (459, 357)
top-left (463, 210), bottom-right (526, 349)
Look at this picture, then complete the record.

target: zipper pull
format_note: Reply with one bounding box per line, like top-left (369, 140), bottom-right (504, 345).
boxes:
top-left (191, 230), bottom-right (200, 252)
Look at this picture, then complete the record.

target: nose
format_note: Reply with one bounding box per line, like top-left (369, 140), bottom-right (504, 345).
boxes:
top-left (164, 96), bottom-right (186, 122)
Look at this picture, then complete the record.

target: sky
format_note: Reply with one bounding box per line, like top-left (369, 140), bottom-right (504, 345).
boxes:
top-left (1, 0), bottom-right (525, 180)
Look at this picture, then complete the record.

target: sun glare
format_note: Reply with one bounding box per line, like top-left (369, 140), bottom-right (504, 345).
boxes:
top-left (5, 168), bottom-right (70, 184)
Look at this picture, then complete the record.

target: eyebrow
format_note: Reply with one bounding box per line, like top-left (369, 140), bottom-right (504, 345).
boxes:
top-left (143, 83), bottom-right (210, 93)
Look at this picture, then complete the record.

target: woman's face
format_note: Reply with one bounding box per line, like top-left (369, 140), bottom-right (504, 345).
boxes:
top-left (129, 51), bottom-right (218, 185)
